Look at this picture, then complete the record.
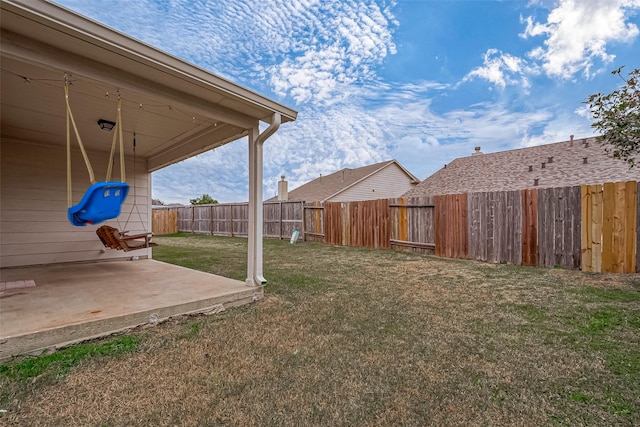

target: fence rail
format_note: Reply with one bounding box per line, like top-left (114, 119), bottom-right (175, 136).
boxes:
top-left (152, 180), bottom-right (638, 273)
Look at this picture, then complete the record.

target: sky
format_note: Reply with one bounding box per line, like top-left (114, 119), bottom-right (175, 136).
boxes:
top-left (55, 0), bottom-right (640, 204)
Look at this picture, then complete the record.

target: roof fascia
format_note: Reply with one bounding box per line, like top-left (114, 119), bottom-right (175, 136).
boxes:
top-left (322, 161), bottom-right (396, 201)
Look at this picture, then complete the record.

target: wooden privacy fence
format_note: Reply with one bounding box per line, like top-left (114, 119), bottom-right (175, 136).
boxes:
top-left (323, 199), bottom-right (390, 249)
top-left (153, 201), bottom-right (304, 239)
top-left (153, 180), bottom-right (638, 273)
top-left (434, 181), bottom-right (638, 273)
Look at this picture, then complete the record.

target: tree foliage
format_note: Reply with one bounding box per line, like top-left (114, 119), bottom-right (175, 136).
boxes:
top-left (190, 194), bottom-right (218, 205)
top-left (586, 66), bottom-right (640, 167)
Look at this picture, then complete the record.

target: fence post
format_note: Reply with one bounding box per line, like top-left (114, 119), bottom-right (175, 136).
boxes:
top-left (301, 201), bottom-right (306, 242)
top-left (280, 202), bottom-right (283, 240)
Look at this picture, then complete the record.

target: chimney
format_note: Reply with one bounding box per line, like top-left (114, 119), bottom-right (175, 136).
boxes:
top-left (534, 178), bottom-right (539, 186)
top-left (548, 156), bottom-right (553, 163)
top-left (472, 146), bottom-right (483, 156)
top-left (583, 139), bottom-right (589, 148)
top-left (583, 157), bottom-right (588, 164)
top-left (277, 175), bottom-right (288, 201)
top-left (528, 165), bottom-right (533, 172)
top-left (569, 134), bottom-right (574, 147)
top-left (541, 162), bottom-right (545, 169)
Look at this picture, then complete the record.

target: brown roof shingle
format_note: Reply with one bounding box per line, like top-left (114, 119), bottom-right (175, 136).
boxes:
top-left (404, 137), bottom-right (639, 197)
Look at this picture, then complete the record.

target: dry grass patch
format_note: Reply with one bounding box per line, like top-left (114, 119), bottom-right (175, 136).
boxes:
top-left (1, 235), bottom-right (639, 426)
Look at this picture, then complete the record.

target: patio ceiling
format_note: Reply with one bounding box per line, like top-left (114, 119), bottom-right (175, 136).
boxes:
top-left (0, 0), bottom-right (297, 172)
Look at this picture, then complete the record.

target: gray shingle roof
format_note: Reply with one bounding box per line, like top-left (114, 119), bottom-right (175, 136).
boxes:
top-left (272, 160), bottom-right (417, 202)
top-left (404, 137), bottom-right (639, 198)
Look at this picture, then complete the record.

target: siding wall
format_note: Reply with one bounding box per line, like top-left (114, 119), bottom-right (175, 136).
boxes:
top-left (1, 140), bottom-right (151, 267)
top-left (330, 164), bottom-right (417, 202)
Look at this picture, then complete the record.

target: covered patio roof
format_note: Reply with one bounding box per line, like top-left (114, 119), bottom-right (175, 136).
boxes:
top-left (1, 0), bottom-right (297, 171)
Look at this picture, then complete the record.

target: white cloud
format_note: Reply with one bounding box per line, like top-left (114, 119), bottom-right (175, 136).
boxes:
top-left (463, 49), bottom-right (532, 89)
top-left (520, 110), bottom-right (595, 147)
top-left (266, 1), bottom-right (398, 104)
top-left (521, 0), bottom-right (640, 79)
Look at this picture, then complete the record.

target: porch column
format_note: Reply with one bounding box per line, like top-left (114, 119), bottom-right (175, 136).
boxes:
top-left (247, 124), bottom-right (265, 286)
top-left (246, 114), bottom-right (281, 287)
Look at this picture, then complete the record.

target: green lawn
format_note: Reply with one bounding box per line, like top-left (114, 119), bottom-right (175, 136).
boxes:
top-left (2, 234), bottom-right (639, 426)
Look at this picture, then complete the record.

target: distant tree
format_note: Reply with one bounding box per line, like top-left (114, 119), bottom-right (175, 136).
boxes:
top-left (190, 194), bottom-right (219, 205)
top-left (152, 198), bottom-right (164, 206)
top-left (586, 66), bottom-right (639, 167)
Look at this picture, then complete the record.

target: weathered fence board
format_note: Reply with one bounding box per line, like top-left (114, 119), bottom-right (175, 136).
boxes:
top-left (177, 206), bottom-right (193, 232)
top-left (303, 202), bottom-right (324, 242)
top-left (468, 191), bottom-right (522, 264)
top-left (389, 197), bottom-right (435, 254)
top-left (435, 194), bottom-right (468, 259)
top-left (193, 205), bottom-right (211, 234)
top-left (166, 201), bottom-right (302, 239)
top-left (521, 189), bottom-right (538, 266)
top-left (537, 186), bottom-right (581, 269)
top-left (324, 202), bottom-right (344, 246)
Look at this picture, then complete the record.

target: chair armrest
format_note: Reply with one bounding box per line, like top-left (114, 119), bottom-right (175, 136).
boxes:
top-left (120, 232), bottom-right (153, 241)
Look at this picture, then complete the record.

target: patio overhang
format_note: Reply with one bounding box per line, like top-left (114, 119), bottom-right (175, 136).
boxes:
top-left (1, 0), bottom-right (296, 170)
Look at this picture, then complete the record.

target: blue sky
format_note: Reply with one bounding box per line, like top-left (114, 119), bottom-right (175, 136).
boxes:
top-left (55, 0), bottom-right (640, 204)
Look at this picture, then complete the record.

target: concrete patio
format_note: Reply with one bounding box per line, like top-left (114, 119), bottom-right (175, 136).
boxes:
top-left (0, 259), bottom-right (263, 360)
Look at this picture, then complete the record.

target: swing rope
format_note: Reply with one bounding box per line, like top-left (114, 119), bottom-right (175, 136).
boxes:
top-left (64, 76), bottom-right (126, 209)
top-left (105, 93), bottom-right (125, 183)
top-left (65, 77), bottom-right (96, 208)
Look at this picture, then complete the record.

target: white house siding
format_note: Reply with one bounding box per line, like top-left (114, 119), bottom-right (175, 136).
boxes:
top-left (330, 164), bottom-right (417, 202)
top-left (1, 140), bottom-right (151, 267)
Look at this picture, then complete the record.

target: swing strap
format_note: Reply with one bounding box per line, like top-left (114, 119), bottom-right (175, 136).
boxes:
top-left (64, 77), bottom-right (126, 208)
top-left (64, 78), bottom-right (96, 208)
top-left (105, 95), bottom-right (125, 183)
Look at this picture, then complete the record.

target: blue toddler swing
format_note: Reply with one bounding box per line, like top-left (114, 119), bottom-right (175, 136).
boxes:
top-left (64, 79), bottom-right (129, 226)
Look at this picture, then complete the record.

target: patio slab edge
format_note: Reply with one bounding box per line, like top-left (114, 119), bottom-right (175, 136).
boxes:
top-left (0, 286), bottom-right (263, 362)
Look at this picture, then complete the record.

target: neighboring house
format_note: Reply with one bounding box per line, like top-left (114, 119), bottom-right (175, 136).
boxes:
top-left (272, 160), bottom-right (419, 202)
top-left (404, 136), bottom-right (639, 198)
top-left (0, 0), bottom-right (296, 286)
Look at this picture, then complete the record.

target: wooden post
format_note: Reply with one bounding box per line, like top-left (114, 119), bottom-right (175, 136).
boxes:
top-left (624, 181), bottom-right (637, 273)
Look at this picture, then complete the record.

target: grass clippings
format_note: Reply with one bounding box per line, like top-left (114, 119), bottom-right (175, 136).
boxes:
top-left (1, 234), bottom-right (639, 426)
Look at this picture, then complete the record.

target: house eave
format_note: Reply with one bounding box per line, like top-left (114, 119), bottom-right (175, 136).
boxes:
top-left (1, 0), bottom-right (297, 125)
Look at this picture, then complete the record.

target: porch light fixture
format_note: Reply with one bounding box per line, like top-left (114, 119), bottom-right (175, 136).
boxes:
top-left (97, 119), bottom-right (116, 131)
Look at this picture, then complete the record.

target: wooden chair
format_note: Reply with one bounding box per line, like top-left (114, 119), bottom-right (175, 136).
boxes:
top-left (96, 225), bottom-right (157, 252)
